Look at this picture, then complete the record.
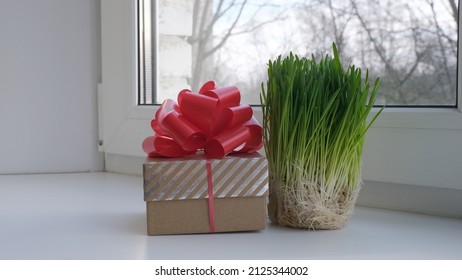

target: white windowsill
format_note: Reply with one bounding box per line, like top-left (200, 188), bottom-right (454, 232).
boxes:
top-left (0, 172), bottom-right (460, 260)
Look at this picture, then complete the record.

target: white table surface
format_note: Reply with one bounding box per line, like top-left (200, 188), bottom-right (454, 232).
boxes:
top-left (0, 172), bottom-right (461, 260)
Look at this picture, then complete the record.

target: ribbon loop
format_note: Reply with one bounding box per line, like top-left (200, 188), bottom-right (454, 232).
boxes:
top-left (201, 86), bottom-right (241, 108)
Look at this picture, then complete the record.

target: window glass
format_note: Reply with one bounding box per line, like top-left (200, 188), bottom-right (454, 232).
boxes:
top-left (140, 0), bottom-right (458, 107)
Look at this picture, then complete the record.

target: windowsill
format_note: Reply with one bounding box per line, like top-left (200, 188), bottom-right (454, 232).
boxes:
top-left (0, 172), bottom-right (460, 260)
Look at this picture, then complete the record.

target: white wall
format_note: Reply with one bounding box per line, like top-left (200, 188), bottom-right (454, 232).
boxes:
top-left (0, 0), bottom-right (103, 173)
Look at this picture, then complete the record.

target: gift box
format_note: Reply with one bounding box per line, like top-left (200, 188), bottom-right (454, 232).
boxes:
top-left (143, 153), bottom-right (268, 235)
top-left (141, 81), bottom-right (267, 235)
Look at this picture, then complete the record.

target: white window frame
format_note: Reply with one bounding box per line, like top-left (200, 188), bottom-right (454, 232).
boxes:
top-left (100, 0), bottom-right (462, 215)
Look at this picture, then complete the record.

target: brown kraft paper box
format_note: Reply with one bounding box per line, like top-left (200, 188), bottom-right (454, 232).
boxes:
top-left (143, 153), bottom-right (268, 235)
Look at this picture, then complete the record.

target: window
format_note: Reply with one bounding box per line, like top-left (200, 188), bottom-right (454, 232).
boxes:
top-left (100, 1), bottom-right (462, 214)
top-left (139, 0), bottom-right (458, 107)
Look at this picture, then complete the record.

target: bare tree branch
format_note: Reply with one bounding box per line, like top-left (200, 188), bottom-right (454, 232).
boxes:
top-left (427, 0), bottom-right (455, 99)
top-left (228, 9), bottom-right (288, 36)
top-left (350, 0), bottom-right (418, 103)
top-left (204, 0), bottom-right (248, 57)
top-left (448, 0), bottom-right (458, 24)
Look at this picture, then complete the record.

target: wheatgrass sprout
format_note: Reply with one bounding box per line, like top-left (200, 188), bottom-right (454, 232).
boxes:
top-left (261, 44), bottom-right (383, 229)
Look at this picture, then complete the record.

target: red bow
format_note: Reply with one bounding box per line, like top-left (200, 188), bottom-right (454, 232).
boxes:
top-left (142, 81), bottom-right (263, 158)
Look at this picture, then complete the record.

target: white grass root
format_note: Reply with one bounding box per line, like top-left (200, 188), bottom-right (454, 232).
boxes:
top-left (268, 179), bottom-right (360, 230)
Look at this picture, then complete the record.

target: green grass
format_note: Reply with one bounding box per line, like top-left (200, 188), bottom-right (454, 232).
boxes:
top-left (261, 43), bottom-right (383, 198)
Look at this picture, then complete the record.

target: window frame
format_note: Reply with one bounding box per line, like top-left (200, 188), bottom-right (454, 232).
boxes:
top-left (100, 0), bottom-right (462, 214)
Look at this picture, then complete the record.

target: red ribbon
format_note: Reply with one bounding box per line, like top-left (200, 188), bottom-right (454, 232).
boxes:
top-left (142, 81), bottom-right (263, 233)
top-left (205, 159), bottom-right (215, 233)
top-left (142, 80), bottom-right (262, 158)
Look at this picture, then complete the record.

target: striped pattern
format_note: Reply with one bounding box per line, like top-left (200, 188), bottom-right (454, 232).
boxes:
top-left (143, 155), bottom-right (268, 201)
